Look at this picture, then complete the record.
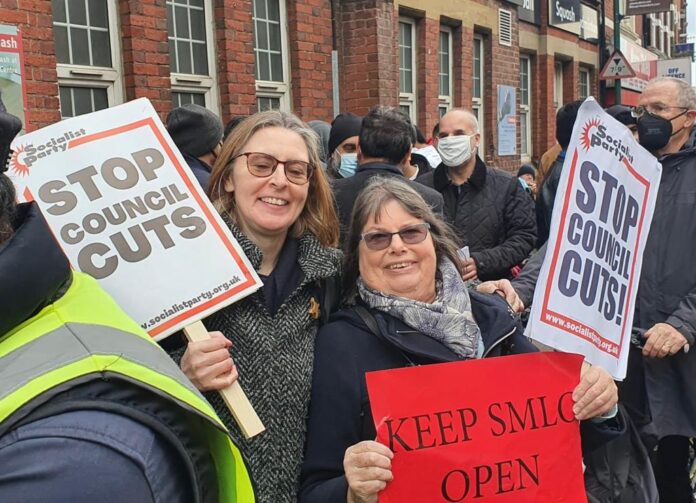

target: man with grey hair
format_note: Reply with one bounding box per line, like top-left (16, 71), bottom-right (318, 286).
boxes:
top-left (622, 76), bottom-right (696, 502)
top-left (481, 78), bottom-right (696, 502)
top-left (418, 108), bottom-right (536, 282)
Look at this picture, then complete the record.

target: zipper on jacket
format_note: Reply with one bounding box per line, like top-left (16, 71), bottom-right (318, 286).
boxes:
top-left (482, 326), bottom-right (517, 358)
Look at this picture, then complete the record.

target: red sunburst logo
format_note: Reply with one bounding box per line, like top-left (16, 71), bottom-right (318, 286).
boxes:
top-left (9, 144), bottom-right (29, 177)
top-left (580, 118), bottom-right (601, 151)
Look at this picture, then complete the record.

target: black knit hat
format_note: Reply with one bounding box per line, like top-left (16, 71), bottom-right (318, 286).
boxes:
top-left (166, 104), bottom-right (223, 157)
top-left (605, 105), bottom-right (636, 127)
top-left (328, 112), bottom-right (362, 156)
top-left (517, 164), bottom-right (536, 179)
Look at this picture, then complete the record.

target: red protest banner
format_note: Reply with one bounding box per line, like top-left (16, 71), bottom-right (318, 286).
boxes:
top-left (365, 352), bottom-right (586, 503)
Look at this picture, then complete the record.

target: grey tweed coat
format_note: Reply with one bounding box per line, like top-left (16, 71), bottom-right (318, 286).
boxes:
top-left (204, 224), bottom-right (342, 503)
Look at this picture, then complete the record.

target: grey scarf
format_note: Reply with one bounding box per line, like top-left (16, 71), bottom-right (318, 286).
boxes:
top-left (357, 258), bottom-right (482, 359)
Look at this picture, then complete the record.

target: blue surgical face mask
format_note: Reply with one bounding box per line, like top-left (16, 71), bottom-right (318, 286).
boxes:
top-left (337, 152), bottom-right (358, 178)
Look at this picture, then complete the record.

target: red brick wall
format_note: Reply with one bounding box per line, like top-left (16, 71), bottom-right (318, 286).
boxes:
top-left (286, 0), bottom-right (334, 121)
top-left (590, 67), bottom-right (599, 99)
top-left (415, 16), bottom-right (440, 136)
top-left (488, 9), bottom-right (520, 172)
top-left (454, 24), bottom-right (473, 111)
top-left (214, 0), bottom-right (256, 120)
top-left (4, 0), bottom-right (609, 168)
top-left (535, 54), bottom-right (558, 158)
top-left (0, 0), bottom-right (60, 130)
top-left (337, 0), bottom-right (398, 115)
top-left (119, 0), bottom-right (171, 118)
top-left (563, 59), bottom-right (579, 103)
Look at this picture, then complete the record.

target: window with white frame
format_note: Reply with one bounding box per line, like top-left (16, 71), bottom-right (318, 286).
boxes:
top-left (578, 67), bottom-right (590, 99)
top-left (252, 0), bottom-right (290, 111)
top-left (554, 61), bottom-right (563, 109)
top-left (649, 14), bottom-right (656, 49)
top-left (438, 27), bottom-right (453, 114)
top-left (520, 55), bottom-right (532, 161)
top-left (52, 0), bottom-right (123, 118)
top-left (472, 35), bottom-right (485, 151)
top-left (172, 92), bottom-right (206, 108)
top-left (399, 18), bottom-right (417, 123)
top-left (167, 0), bottom-right (218, 110)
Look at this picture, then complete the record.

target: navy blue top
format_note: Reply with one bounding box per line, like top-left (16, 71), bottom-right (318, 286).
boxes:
top-left (0, 410), bottom-right (192, 503)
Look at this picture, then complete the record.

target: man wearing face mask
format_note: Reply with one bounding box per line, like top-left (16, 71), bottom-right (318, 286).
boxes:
top-left (621, 76), bottom-right (696, 503)
top-left (418, 108), bottom-right (536, 282)
top-left (166, 104), bottom-right (224, 191)
top-left (332, 106), bottom-right (444, 243)
top-left (326, 112), bottom-right (362, 179)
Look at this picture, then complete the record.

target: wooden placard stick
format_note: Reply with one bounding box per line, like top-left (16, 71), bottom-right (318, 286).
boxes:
top-left (184, 320), bottom-right (265, 439)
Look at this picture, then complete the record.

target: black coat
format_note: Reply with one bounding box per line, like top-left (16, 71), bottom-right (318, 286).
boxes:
top-left (331, 161), bottom-right (444, 244)
top-left (536, 152), bottom-right (565, 247)
top-left (298, 291), bottom-right (620, 502)
top-left (621, 132), bottom-right (696, 441)
top-left (419, 157), bottom-right (537, 281)
top-left (0, 202), bottom-right (71, 336)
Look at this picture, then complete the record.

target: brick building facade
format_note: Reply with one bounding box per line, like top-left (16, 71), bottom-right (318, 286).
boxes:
top-left (0, 0), bottom-right (688, 171)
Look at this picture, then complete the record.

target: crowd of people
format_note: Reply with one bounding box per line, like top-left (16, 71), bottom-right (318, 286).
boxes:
top-left (1, 75), bottom-right (695, 502)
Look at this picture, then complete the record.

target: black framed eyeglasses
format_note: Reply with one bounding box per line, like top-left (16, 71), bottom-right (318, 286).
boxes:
top-left (632, 104), bottom-right (688, 119)
top-left (360, 223), bottom-right (431, 251)
top-left (233, 152), bottom-right (314, 185)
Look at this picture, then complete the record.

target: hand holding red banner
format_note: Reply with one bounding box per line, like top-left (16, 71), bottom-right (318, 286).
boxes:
top-left (365, 352), bottom-right (587, 502)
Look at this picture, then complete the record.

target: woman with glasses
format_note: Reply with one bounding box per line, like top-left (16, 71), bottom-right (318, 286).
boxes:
top-left (299, 177), bottom-right (619, 503)
top-left (174, 110), bottom-right (341, 502)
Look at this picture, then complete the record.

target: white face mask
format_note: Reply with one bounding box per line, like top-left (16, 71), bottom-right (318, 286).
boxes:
top-left (436, 135), bottom-right (474, 167)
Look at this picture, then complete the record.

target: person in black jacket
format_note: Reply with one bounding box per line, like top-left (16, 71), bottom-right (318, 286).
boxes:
top-left (418, 108), bottom-right (536, 282)
top-left (300, 177), bottom-right (619, 503)
top-left (536, 100), bottom-right (583, 247)
top-left (332, 106), bottom-right (443, 244)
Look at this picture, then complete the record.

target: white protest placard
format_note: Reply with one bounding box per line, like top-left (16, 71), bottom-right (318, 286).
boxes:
top-left (525, 98), bottom-right (661, 379)
top-left (8, 98), bottom-right (262, 340)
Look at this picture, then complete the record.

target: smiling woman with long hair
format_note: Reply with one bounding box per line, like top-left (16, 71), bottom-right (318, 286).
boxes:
top-left (173, 110), bottom-right (341, 503)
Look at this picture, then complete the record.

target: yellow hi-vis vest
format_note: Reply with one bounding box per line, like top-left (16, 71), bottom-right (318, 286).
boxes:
top-left (0, 272), bottom-right (254, 503)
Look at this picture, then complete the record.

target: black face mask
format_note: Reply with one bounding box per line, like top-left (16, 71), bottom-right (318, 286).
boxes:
top-left (637, 109), bottom-right (687, 152)
top-left (637, 111), bottom-right (672, 151)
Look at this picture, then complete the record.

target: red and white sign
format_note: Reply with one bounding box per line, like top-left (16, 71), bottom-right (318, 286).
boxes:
top-left (8, 98), bottom-right (261, 340)
top-left (525, 99), bottom-right (661, 379)
top-left (366, 352), bottom-right (586, 503)
top-left (0, 24), bottom-right (30, 131)
top-left (599, 49), bottom-right (636, 80)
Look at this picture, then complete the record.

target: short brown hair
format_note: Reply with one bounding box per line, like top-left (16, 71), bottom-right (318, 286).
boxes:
top-left (343, 176), bottom-right (463, 301)
top-left (208, 110), bottom-right (339, 247)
